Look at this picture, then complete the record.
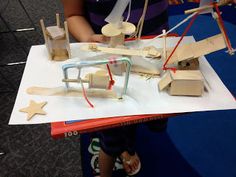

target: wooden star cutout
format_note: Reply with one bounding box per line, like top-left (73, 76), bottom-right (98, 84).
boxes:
top-left (19, 100), bottom-right (47, 121)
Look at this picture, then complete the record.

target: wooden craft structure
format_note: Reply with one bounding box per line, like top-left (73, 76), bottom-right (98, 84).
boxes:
top-left (80, 0), bottom-right (234, 97)
top-left (61, 57), bottom-right (132, 107)
top-left (157, 1), bottom-right (234, 96)
top-left (22, 0), bottom-right (234, 113)
top-left (40, 13), bottom-right (71, 61)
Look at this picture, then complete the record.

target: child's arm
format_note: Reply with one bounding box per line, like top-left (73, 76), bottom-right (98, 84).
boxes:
top-left (62, 0), bottom-right (108, 42)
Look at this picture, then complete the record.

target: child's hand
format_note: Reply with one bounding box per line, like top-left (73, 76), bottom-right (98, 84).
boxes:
top-left (90, 34), bottom-right (110, 43)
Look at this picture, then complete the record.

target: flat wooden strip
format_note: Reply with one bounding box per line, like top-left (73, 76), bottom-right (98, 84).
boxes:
top-left (158, 72), bottom-right (172, 91)
top-left (27, 86), bottom-right (117, 98)
top-left (80, 44), bottom-right (161, 58)
top-left (166, 34), bottom-right (226, 64)
top-left (170, 70), bottom-right (203, 80)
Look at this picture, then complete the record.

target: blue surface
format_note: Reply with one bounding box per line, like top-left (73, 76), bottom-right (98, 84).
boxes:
top-left (81, 15), bottom-right (236, 177)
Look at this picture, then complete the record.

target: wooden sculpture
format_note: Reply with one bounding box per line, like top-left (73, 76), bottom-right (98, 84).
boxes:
top-left (40, 13), bottom-right (71, 61)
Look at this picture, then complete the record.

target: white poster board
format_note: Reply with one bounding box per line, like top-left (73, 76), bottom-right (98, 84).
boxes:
top-left (9, 37), bottom-right (236, 124)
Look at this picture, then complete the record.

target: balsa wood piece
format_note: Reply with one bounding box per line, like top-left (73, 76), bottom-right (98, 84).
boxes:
top-left (131, 65), bottom-right (161, 76)
top-left (158, 70), bottom-right (204, 96)
top-left (64, 21), bottom-right (71, 58)
top-left (170, 80), bottom-right (204, 96)
top-left (19, 100), bottom-right (47, 121)
top-left (40, 14), bottom-right (71, 61)
top-left (162, 30), bottom-right (167, 61)
top-left (137, 0), bottom-right (149, 40)
top-left (185, 5), bottom-right (213, 14)
top-left (102, 24), bottom-right (122, 37)
top-left (158, 71), bottom-right (172, 91)
top-left (185, 0), bottom-right (231, 14)
top-left (56, 13), bottom-right (60, 27)
top-left (102, 22), bottom-right (136, 37)
top-left (120, 22), bottom-right (136, 35)
top-left (46, 26), bottom-right (65, 40)
top-left (62, 78), bottom-right (89, 83)
top-left (88, 74), bottom-right (110, 89)
top-left (40, 19), bottom-right (52, 60)
top-left (81, 44), bottom-right (161, 58)
top-left (109, 34), bottom-right (125, 47)
top-left (143, 46), bottom-right (162, 59)
top-left (176, 44), bottom-right (194, 61)
top-left (27, 86), bottom-right (117, 98)
top-left (166, 34), bottom-right (226, 64)
top-left (102, 22), bottom-right (136, 47)
top-left (213, 12), bottom-right (234, 55)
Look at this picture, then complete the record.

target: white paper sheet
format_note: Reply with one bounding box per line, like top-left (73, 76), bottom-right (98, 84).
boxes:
top-left (9, 37), bottom-right (236, 125)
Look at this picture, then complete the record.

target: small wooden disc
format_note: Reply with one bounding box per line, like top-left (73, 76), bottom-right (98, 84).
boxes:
top-left (102, 22), bottom-right (136, 37)
top-left (120, 22), bottom-right (136, 35)
top-left (102, 24), bottom-right (122, 37)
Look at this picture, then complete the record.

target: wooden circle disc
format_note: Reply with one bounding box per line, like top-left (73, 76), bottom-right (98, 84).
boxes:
top-left (102, 22), bottom-right (136, 37)
top-left (120, 22), bottom-right (136, 35)
top-left (102, 24), bottom-right (122, 37)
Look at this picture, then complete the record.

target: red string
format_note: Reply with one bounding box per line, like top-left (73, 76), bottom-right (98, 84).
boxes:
top-left (81, 81), bottom-right (94, 108)
top-left (214, 3), bottom-right (233, 52)
top-left (106, 64), bottom-right (115, 90)
top-left (162, 12), bottom-right (199, 71)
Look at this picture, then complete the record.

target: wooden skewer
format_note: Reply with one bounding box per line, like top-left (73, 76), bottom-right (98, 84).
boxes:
top-left (185, 5), bottom-right (213, 14)
top-left (64, 21), bottom-right (71, 58)
top-left (62, 78), bottom-right (89, 83)
top-left (56, 13), bottom-right (60, 27)
top-left (185, 0), bottom-right (231, 14)
top-left (40, 19), bottom-right (52, 59)
top-left (213, 12), bottom-right (234, 55)
top-left (162, 29), bottom-right (167, 61)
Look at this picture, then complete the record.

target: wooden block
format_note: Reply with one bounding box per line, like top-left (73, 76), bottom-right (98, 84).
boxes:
top-left (170, 70), bottom-right (204, 96)
top-left (159, 70), bottom-right (204, 96)
top-left (89, 74), bottom-right (110, 89)
top-left (170, 80), bottom-right (204, 96)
